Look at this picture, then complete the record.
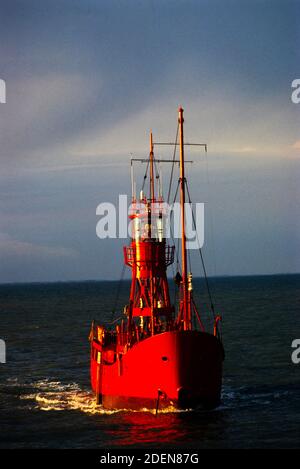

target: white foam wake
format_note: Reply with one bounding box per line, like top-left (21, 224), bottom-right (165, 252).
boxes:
top-left (19, 379), bottom-right (186, 415)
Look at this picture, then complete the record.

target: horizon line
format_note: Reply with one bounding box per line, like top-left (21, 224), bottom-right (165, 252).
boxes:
top-left (0, 272), bottom-right (299, 286)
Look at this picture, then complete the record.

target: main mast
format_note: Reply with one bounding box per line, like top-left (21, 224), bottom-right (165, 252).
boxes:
top-left (178, 107), bottom-right (191, 331)
top-left (149, 131), bottom-right (155, 202)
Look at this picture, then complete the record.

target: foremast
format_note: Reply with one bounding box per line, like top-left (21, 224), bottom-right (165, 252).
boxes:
top-left (124, 131), bottom-right (175, 343)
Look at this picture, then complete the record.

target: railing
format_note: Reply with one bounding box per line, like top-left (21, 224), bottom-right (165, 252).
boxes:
top-left (123, 244), bottom-right (174, 267)
top-left (165, 245), bottom-right (175, 266)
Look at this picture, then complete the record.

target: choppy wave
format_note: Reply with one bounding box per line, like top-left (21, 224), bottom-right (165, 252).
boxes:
top-left (220, 384), bottom-right (291, 410)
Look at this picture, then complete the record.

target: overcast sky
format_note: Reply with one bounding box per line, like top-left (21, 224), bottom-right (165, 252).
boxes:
top-left (0, 0), bottom-right (299, 282)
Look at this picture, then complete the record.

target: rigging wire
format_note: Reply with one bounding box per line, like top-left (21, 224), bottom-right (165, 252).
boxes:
top-left (185, 163), bottom-right (193, 274)
top-left (141, 159), bottom-right (150, 192)
top-left (166, 177), bottom-right (181, 309)
top-left (167, 122), bottom-right (179, 204)
top-left (185, 180), bottom-right (216, 320)
top-left (169, 179), bottom-right (181, 272)
top-left (153, 157), bottom-right (161, 200)
top-left (110, 263), bottom-right (126, 323)
top-left (204, 146), bottom-right (217, 278)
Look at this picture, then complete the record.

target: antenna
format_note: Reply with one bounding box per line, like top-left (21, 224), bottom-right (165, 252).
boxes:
top-left (130, 160), bottom-right (136, 201)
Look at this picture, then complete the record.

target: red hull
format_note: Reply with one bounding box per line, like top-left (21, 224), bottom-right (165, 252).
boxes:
top-left (91, 330), bottom-right (224, 410)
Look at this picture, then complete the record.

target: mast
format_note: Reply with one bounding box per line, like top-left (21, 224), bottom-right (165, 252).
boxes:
top-left (149, 131), bottom-right (155, 202)
top-left (149, 131), bottom-right (155, 334)
top-left (178, 107), bottom-right (191, 330)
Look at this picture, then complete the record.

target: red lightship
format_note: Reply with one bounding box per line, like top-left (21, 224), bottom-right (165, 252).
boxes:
top-left (89, 108), bottom-right (224, 411)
